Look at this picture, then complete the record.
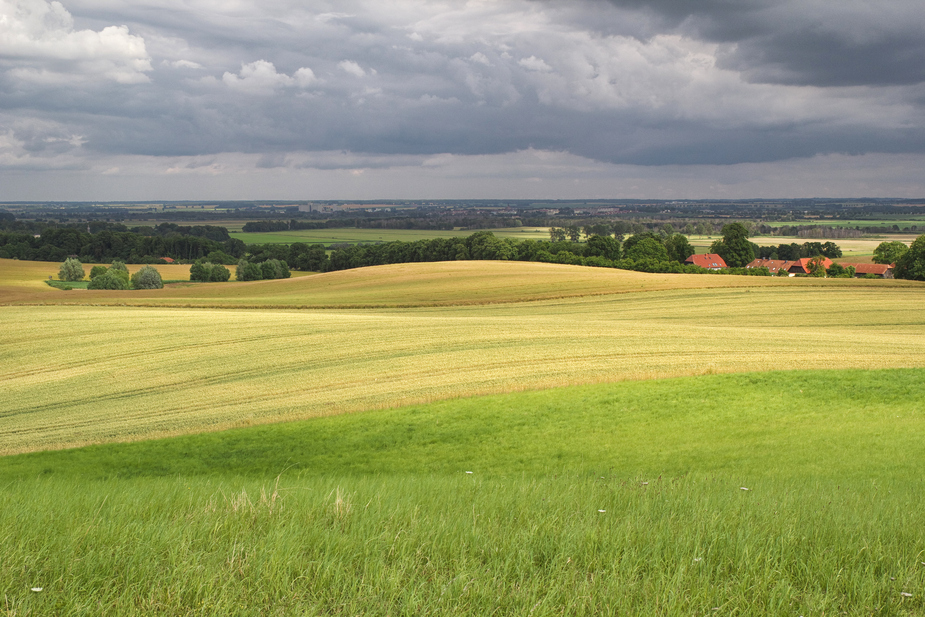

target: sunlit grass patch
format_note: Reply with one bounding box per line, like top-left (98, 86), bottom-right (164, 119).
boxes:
top-left (2, 369), bottom-right (924, 615)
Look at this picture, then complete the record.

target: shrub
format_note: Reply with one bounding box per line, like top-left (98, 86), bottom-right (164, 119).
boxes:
top-left (131, 265), bottom-right (163, 289)
top-left (190, 260), bottom-right (211, 282)
top-left (209, 264), bottom-right (231, 282)
top-left (236, 260), bottom-right (263, 281)
top-left (88, 270), bottom-right (129, 290)
top-left (58, 258), bottom-right (85, 281)
top-left (89, 265), bottom-right (108, 280)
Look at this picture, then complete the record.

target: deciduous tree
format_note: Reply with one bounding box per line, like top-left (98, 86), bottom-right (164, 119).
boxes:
top-left (58, 257), bottom-right (85, 281)
top-left (131, 265), bottom-right (163, 289)
top-left (893, 235), bottom-right (925, 280)
top-left (873, 241), bottom-right (908, 265)
top-left (710, 223), bottom-right (754, 267)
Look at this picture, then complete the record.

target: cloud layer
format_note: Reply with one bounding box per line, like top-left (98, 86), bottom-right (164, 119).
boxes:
top-left (1, 0), bottom-right (924, 198)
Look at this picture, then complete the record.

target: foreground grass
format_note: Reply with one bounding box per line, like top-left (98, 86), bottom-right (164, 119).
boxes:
top-left (3, 474), bottom-right (923, 616)
top-left (1, 370), bottom-right (924, 615)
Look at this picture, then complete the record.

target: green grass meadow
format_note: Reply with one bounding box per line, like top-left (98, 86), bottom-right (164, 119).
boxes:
top-left (2, 370), bottom-right (925, 615)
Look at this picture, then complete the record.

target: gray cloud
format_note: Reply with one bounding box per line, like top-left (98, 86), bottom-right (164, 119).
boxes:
top-left (599, 0), bottom-right (925, 87)
top-left (1, 0), bottom-right (925, 199)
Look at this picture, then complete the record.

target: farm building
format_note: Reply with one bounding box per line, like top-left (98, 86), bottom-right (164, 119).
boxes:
top-left (839, 263), bottom-right (894, 278)
top-left (684, 254), bottom-right (728, 269)
top-left (746, 258), bottom-right (798, 274)
top-left (786, 257), bottom-right (833, 275)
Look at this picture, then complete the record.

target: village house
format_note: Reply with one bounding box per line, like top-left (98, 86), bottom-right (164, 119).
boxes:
top-left (684, 253), bottom-right (728, 269)
top-left (746, 258), bottom-right (894, 278)
top-left (745, 258), bottom-right (797, 274)
top-left (840, 263), bottom-right (894, 278)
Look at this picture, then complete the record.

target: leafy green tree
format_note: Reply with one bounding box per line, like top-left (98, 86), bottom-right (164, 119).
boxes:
top-left (289, 243), bottom-right (328, 271)
top-left (58, 257), bottom-right (85, 281)
top-left (236, 259), bottom-right (263, 281)
top-left (820, 242), bottom-right (842, 258)
top-left (826, 263), bottom-right (847, 278)
top-left (807, 256), bottom-right (828, 277)
top-left (622, 232), bottom-right (661, 256)
top-left (89, 265), bottom-right (108, 279)
top-left (203, 250), bottom-right (238, 265)
top-left (261, 260), bottom-right (283, 280)
top-left (88, 270), bottom-right (129, 290)
top-left (190, 260), bottom-right (211, 282)
top-left (585, 235), bottom-right (621, 260)
top-left (710, 223), bottom-right (754, 267)
top-left (664, 234), bottom-right (695, 263)
top-left (548, 227), bottom-right (567, 242)
top-left (566, 225), bottom-right (581, 243)
top-left (893, 235), bottom-right (925, 280)
top-left (209, 263), bottom-right (231, 282)
top-left (873, 241), bottom-right (908, 264)
top-left (110, 260), bottom-right (128, 272)
top-left (131, 265), bottom-right (163, 289)
top-left (625, 237), bottom-right (669, 262)
top-left (190, 260), bottom-right (230, 282)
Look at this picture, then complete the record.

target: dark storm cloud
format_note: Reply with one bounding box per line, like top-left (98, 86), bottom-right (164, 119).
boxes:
top-left (2, 0), bottom-right (925, 179)
top-left (600, 0), bottom-right (925, 87)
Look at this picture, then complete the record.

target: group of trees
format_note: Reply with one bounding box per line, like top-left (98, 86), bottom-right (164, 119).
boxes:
top-left (1, 226), bottom-right (245, 264)
top-left (45, 226), bottom-right (925, 284)
top-left (235, 259), bottom-right (291, 281)
top-left (754, 241), bottom-right (842, 261)
top-left (872, 241), bottom-right (908, 265)
top-left (58, 258), bottom-right (163, 289)
top-left (189, 260), bottom-right (231, 282)
top-left (893, 236), bottom-right (925, 280)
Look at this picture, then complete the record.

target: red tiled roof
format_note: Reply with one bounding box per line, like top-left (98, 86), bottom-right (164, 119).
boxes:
top-left (746, 258), bottom-right (791, 273)
top-left (841, 263), bottom-right (891, 275)
top-left (685, 253), bottom-right (728, 269)
top-left (788, 257), bottom-right (833, 273)
top-left (160, 257), bottom-right (176, 263)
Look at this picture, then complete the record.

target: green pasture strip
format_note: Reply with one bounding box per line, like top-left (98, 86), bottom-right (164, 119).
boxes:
top-left (2, 370), bottom-right (925, 615)
top-left (763, 219), bottom-right (925, 229)
top-left (3, 369), bottom-right (922, 481)
top-left (44, 280), bottom-right (88, 289)
top-left (230, 227), bottom-right (551, 245)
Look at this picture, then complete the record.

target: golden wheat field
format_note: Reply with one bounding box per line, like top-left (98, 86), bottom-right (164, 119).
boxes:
top-left (3, 257), bottom-right (921, 309)
top-left (2, 257), bottom-right (924, 454)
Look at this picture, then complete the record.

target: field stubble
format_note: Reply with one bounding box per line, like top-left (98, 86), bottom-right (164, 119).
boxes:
top-left (2, 278), bottom-right (924, 453)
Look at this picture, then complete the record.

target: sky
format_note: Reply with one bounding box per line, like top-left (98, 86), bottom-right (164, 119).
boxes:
top-left (1, 0), bottom-right (924, 201)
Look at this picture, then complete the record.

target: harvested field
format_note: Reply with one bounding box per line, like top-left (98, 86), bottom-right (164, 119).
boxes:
top-left (3, 278), bottom-right (924, 453)
top-left (1, 258), bottom-right (919, 309)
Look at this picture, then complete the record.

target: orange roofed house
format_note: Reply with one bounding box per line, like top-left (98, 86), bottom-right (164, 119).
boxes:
top-left (786, 257), bottom-right (833, 274)
top-left (684, 254), bottom-right (728, 269)
top-left (841, 263), bottom-right (894, 278)
top-left (746, 258), bottom-right (797, 274)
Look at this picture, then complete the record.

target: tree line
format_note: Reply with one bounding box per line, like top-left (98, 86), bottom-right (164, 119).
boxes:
top-left (0, 227), bottom-right (245, 264)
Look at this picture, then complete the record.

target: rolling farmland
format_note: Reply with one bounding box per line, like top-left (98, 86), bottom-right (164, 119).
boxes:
top-left (3, 257), bottom-right (925, 615)
top-left (2, 259), bottom-right (924, 454)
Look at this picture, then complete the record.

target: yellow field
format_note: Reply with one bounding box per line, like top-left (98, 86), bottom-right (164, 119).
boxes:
top-left (2, 257), bottom-right (924, 454)
top-left (2, 258), bottom-right (921, 309)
